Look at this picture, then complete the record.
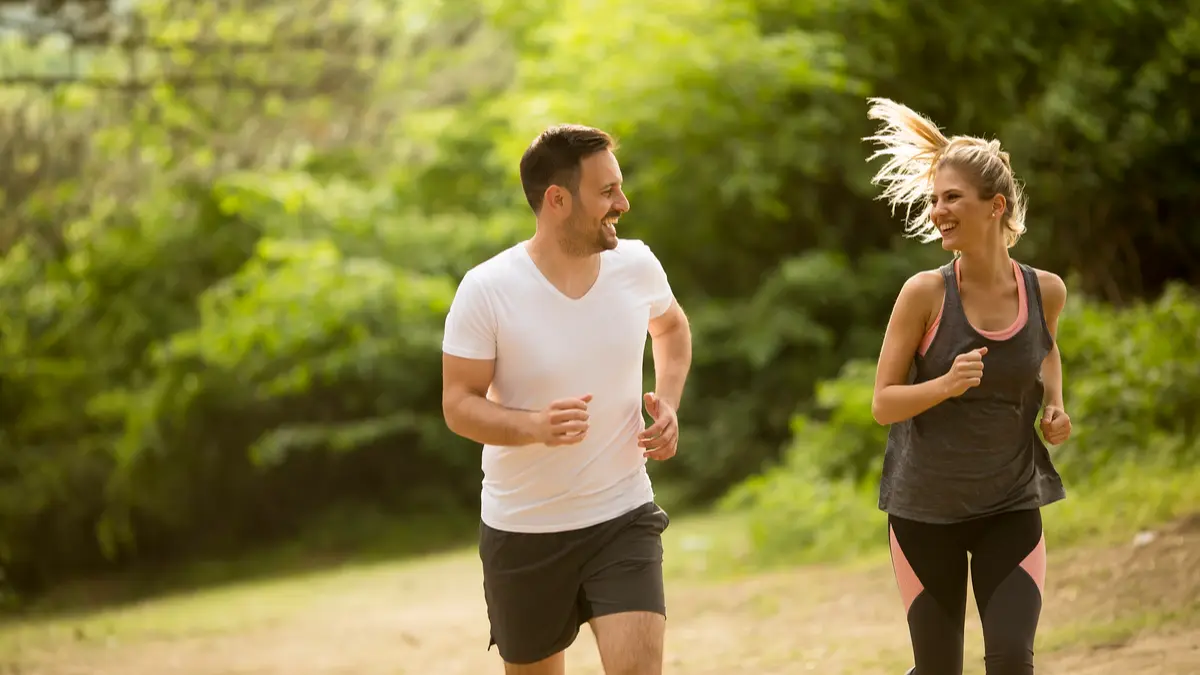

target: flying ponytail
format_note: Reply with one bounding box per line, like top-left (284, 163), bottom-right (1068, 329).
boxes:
top-left (863, 97), bottom-right (1028, 248)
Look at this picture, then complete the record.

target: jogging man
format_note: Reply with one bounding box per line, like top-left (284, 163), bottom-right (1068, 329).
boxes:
top-left (441, 123), bottom-right (693, 675)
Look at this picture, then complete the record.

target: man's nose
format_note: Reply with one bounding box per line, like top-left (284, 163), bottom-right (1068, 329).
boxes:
top-left (615, 192), bottom-right (630, 213)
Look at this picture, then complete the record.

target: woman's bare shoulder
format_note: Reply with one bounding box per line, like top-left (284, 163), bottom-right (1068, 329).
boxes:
top-left (890, 268), bottom-right (946, 333)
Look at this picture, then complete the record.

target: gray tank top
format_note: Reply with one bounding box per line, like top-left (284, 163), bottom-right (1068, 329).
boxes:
top-left (878, 260), bottom-right (1067, 523)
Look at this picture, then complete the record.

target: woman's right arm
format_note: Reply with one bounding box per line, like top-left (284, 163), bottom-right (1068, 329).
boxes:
top-left (871, 272), bottom-right (953, 426)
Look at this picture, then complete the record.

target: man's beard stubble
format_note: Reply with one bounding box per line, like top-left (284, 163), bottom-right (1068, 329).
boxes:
top-left (558, 209), bottom-right (616, 257)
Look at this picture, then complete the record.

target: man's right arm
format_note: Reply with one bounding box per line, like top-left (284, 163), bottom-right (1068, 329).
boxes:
top-left (439, 270), bottom-right (589, 447)
top-left (442, 354), bottom-right (540, 447)
top-left (440, 269), bottom-right (540, 446)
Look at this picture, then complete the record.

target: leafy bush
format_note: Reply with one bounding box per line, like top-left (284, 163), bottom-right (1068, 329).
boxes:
top-left (1053, 283), bottom-right (1200, 474)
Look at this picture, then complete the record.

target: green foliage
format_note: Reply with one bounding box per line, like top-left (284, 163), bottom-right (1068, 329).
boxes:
top-left (1053, 284), bottom-right (1200, 474)
top-left (725, 284), bottom-right (1200, 566)
top-left (719, 465), bottom-right (881, 568)
top-left (1, 0), bottom-right (1198, 603)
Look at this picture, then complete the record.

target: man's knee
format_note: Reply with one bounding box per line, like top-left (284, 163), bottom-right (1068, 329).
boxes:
top-left (502, 650), bottom-right (566, 675)
top-left (590, 610), bottom-right (666, 675)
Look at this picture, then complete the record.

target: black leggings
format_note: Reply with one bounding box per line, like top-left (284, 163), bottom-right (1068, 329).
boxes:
top-left (888, 508), bottom-right (1046, 675)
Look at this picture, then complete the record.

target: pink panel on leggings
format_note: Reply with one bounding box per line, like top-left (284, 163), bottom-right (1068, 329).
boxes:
top-left (1020, 532), bottom-right (1047, 595)
top-left (889, 525), bottom-right (924, 614)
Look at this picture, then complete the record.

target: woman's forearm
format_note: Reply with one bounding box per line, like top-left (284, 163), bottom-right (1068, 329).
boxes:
top-left (1041, 343), bottom-right (1064, 408)
top-left (872, 376), bottom-right (951, 426)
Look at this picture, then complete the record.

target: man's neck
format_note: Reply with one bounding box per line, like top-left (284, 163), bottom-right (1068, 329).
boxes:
top-left (525, 232), bottom-right (602, 299)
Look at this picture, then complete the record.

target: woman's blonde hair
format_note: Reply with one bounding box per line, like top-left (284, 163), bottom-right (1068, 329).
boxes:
top-left (863, 97), bottom-right (1027, 248)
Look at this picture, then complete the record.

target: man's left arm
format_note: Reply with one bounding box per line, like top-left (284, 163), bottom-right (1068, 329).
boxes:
top-left (639, 299), bottom-right (691, 460)
top-left (648, 300), bottom-right (692, 412)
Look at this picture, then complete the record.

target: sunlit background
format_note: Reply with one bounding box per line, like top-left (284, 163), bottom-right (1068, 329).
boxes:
top-left (1, 0), bottom-right (1198, 673)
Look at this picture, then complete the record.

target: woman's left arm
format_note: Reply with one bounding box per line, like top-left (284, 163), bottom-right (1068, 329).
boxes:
top-left (1037, 270), bottom-right (1071, 444)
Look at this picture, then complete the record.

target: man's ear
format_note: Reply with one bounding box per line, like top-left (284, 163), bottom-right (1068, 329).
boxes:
top-left (543, 185), bottom-right (572, 216)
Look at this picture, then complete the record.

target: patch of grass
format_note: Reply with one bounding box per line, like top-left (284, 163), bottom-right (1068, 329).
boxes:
top-left (713, 467), bottom-right (884, 569)
top-left (3, 572), bottom-right (328, 647)
top-left (1039, 604), bottom-right (1200, 654)
top-left (8, 504), bottom-right (478, 619)
top-left (713, 458), bottom-right (1200, 575)
top-left (1045, 458), bottom-right (1200, 548)
top-left (0, 545), bottom-right (475, 661)
top-left (661, 510), bottom-right (757, 580)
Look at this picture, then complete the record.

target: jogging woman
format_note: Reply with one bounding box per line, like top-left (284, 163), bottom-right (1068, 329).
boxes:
top-left (864, 97), bottom-right (1072, 675)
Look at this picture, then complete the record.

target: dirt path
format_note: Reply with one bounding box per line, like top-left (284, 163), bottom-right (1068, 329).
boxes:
top-left (4, 517), bottom-right (1198, 675)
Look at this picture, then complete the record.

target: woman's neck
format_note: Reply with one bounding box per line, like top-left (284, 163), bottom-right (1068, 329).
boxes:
top-left (956, 240), bottom-right (1013, 288)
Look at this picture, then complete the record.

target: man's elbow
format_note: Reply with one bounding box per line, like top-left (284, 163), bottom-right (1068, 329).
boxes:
top-left (442, 394), bottom-right (466, 436)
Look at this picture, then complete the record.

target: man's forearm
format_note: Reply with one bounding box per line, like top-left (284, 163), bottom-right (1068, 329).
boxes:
top-left (651, 323), bottom-right (692, 411)
top-left (1041, 343), bottom-right (1064, 408)
top-left (445, 394), bottom-right (537, 447)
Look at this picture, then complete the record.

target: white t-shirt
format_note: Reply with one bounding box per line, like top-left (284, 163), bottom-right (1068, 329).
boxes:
top-left (441, 238), bottom-right (675, 533)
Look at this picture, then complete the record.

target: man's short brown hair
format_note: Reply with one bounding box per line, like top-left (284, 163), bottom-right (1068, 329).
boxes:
top-left (519, 124), bottom-right (616, 214)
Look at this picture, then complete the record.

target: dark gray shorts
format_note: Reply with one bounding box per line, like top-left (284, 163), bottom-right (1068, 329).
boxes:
top-left (479, 501), bottom-right (670, 664)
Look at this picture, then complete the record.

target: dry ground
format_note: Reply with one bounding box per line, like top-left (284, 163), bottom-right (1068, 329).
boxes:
top-left (1, 515), bottom-right (1197, 675)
